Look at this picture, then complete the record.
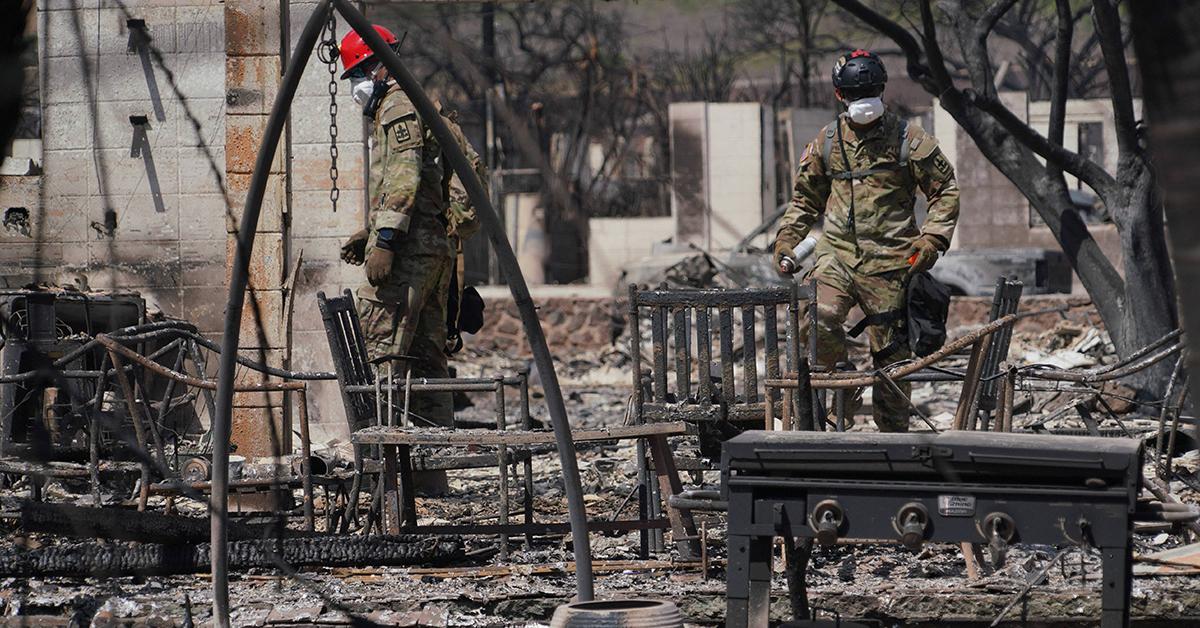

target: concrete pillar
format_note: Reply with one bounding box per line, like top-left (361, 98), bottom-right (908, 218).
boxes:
top-left (224, 0), bottom-right (290, 458)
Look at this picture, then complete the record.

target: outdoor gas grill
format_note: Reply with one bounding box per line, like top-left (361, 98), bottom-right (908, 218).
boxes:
top-left (721, 430), bottom-right (1142, 628)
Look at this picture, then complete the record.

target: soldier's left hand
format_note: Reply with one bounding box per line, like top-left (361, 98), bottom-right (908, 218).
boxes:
top-left (365, 246), bottom-right (395, 286)
top-left (907, 234), bottom-right (941, 275)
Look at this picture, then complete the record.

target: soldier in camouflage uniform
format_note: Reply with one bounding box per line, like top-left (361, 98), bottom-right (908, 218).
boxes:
top-left (437, 102), bottom-right (486, 353)
top-left (337, 26), bottom-right (455, 427)
top-left (773, 50), bottom-right (960, 431)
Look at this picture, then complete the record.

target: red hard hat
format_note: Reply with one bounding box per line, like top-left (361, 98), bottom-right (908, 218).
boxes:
top-left (339, 25), bottom-right (398, 79)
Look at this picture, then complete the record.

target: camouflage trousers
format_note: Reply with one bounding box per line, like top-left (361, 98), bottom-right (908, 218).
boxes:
top-left (802, 254), bottom-right (912, 432)
top-left (357, 252), bottom-right (454, 428)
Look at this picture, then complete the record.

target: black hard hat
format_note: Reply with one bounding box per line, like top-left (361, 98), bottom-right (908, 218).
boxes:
top-left (832, 49), bottom-right (887, 94)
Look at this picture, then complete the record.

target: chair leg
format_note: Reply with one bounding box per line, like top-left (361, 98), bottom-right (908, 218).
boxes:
top-left (398, 445), bottom-right (418, 527)
top-left (647, 434), bottom-right (702, 560)
top-left (382, 445), bottom-right (402, 535)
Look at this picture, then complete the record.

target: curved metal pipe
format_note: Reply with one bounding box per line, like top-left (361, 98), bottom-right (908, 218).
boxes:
top-left (330, 0), bottom-right (594, 599)
top-left (209, 3), bottom-right (331, 625)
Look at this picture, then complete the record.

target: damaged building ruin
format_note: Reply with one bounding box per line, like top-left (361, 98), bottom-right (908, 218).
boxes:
top-left (1, 1), bottom-right (1199, 627)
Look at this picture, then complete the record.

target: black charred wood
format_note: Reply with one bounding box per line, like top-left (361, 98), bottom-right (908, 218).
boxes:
top-left (19, 502), bottom-right (320, 544)
top-left (0, 535), bottom-right (462, 577)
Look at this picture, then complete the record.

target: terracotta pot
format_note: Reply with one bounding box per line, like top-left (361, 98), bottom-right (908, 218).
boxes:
top-left (549, 599), bottom-right (683, 628)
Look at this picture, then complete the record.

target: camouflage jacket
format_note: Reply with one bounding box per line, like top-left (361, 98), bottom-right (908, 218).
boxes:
top-left (360, 85), bottom-right (454, 302)
top-left (777, 110), bottom-right (960, 275)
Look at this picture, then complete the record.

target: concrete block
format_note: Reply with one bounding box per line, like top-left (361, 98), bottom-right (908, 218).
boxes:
top-left (98, 6), bottom-right (176, 56)
top-left (176, 97), bottom-right (225, 150)
top-left (0, 242), bottom-right (64, 281)
top-left (231, 405), bottom-right (289, 458)
top-left (239, 289), bottom-right (286, 349)
top-left (85, 239), bottom-right (181, 288)
top-left (180, 284), bottom-right (226, 332)
top-left (41, 103), bottom-right (91, 150)
top-left (587, 216), bottom-right (675, 289)
top-left (24, 194), bottom-right (93, 244)
top-left (41, 0), bottom-right (100, 10)
top-left (288, 94), bottom-right (365, 145)
top-left (42, 58), bottom-right (90, 105)
top-left (98, 148), bottom-right (181, 198)
top-left (226, 231), bottom-right (284, 290)
top-left (94, 100), bottom-right (177, 150)
top-left (233, 389), bottom-right (287, 408)
top-left (226, 172), bottom-right (284, 232)
top-left (289, 189), bottom-right (365, 236)
top-left (289, 141), bottom-right (364, 193)
top-left (177, 193), bottom-right (229, 242)
top-left (174, 5), bottom-right (224, 54)
top-left (41, 149), bottom-right (98, 196)
top-left (178, 239), bottom-right (227, 287)
top-left (42, 9), bottom-right (99, 58)
top-left (177, 147), bottom-right (229, 196)
top-left (225, 56), bottom-right (279, 115)
top-left (168, 52), bottom-right (228, 100)
top-left (225, 114), bottom-right (284, 175)
top-left (224, 0), bottom-right (281, 57)
top-left (234, 347), bottom-right (286, 387)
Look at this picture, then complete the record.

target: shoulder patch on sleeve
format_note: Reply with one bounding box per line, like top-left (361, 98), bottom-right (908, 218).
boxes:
top-left (908, 128), bottom-right (940, 161)
top-left (384, 110), bottom-right (423, 153)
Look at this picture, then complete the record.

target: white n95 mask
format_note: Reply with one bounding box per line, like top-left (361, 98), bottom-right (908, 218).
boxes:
top-left (846, 96), bottom-right (885, 124)
top-left (350, 77), bottom-right (374, 108)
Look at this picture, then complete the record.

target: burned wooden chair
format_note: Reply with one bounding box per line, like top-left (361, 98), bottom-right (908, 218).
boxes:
top-left (626, 284), bottom-right (811, 441)
top-left (626, 284), bottom-right (813, 551)
top-left (319, 290), bottom-right (698, 558)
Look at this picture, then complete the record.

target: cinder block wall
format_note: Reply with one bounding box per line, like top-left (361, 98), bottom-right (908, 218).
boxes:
top-left (4, 1), bottom-right (371, 448)
top-left (13, 1), bottom-right (228, 317)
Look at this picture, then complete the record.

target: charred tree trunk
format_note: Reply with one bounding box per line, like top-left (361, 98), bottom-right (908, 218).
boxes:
top-left (1130, 0), bottom-right (1200, 407)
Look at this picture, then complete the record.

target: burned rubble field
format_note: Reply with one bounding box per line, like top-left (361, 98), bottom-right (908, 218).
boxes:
top-left (3, 325), bottom-right (1200, 626)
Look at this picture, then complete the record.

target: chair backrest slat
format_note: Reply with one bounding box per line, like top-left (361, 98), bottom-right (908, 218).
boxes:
top-left (318, 289), bottom-right (378, 432)
top-left (741, 306), bottom-right (758, 403)
top-left (673, 307), bottom-right (691, 403)
top-left (718, 306), bottom-right (736, 404)
top-left (696, 306), bottom-right (713, 403)
top-left (651, 306), bottom-right (669, 402)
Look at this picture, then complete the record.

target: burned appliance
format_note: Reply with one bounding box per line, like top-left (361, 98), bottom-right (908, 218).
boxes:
top-left (721, 431), bottom-right (1141, 628)
top-left (0, 288), bottom-right (145, 458)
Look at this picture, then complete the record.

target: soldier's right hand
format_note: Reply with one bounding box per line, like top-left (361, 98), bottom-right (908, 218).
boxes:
top-left (773, 240), bottom-right (798, 275)
top-left (365, 246), bottom-right (394, 286)
top-left (340, 229), bottom-right (369, 266)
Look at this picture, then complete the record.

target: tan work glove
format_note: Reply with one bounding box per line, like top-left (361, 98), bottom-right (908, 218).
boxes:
top-left (907, 234), bottom-right (942, 275)
top-left (365, 246), bottom-right (394, 286)
top-left (773, 230), bottom-right (803, 275)
top-left (341, 229), bottom-right (368, 266)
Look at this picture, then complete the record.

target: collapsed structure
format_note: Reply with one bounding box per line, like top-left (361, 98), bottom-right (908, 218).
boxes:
top-left (1, 1), bottom-right (1198, 627)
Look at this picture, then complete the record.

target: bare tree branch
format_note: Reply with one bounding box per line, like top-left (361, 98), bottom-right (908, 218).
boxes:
top-left (970, 93), bottom-right (1117, 195)
top-left (1046, 0), bottom-right (1073, 186)
top-left (972, 0), bottom-right (1020, 99)
top-left (1091, 0), bottom-right (1139, 158)
top-left (830, 0), bottom-right (938, 90)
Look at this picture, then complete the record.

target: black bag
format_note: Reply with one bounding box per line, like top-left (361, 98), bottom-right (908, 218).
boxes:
top-left (846, 271), bottom-right (950, 358)
top-left (905, 271), bottom-right (950, 357)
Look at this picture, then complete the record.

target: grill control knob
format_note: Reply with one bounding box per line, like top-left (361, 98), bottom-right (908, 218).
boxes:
top-left (895, 502), bottom-right (929, 550)
top-left (811, 499), bottom-right (845, 546)
top-left (982, 512), bottom-right (1016, 568)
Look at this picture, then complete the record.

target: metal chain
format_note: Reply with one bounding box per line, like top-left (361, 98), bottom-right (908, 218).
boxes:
top-left (317, 10), bottom-right (340, 213)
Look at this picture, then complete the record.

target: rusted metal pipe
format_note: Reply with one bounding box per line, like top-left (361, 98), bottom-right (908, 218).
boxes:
top-left (332, 0), bottom-right (594, 599)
